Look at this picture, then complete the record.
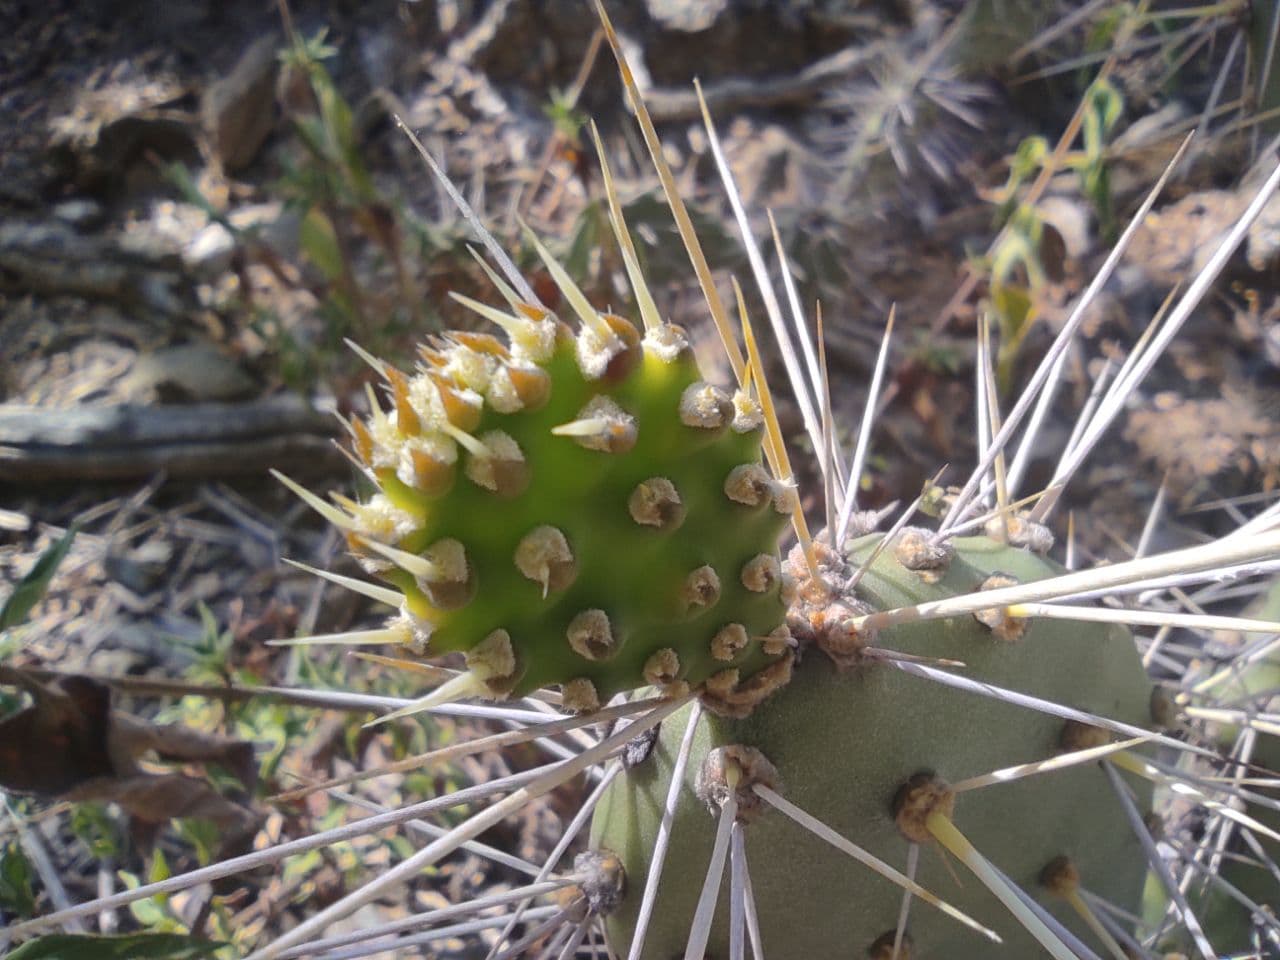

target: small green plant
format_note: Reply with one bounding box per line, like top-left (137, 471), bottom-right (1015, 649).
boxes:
top-left (0, 839), bottom-right (38, 919)
top-left (993, 80), bottom-right (1122, 235)
top-left (543, 86), bottom-right (590, 149)
top-left (0, 526), bottom-right (78, 635)
top-left (0, 534), bottom-right (250, 958)
top-left (169, 23), bottom-right (441, 394)
top-left (276, 27), bottom-right (420, 336)
top-left (984, 78), bottom-right (1123, 390)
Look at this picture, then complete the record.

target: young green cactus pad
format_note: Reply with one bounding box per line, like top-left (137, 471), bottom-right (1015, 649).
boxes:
top-left (282, 260), bottom-right (795, 715)
top-left (592, 534), bottom-right (1156, 958)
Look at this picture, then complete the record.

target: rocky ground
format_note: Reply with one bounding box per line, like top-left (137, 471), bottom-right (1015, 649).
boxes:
top-left (2, 0), bottom-right (1280, 954)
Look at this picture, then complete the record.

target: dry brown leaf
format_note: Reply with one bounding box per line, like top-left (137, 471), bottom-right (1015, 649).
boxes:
top-left (0, 668), bottom-right (259, 838)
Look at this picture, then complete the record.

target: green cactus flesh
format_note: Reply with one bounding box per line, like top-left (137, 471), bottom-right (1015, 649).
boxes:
top-left (337, 308), bottom-right (792, 709)
top-left (591, 534), bottom-right (1156, 958)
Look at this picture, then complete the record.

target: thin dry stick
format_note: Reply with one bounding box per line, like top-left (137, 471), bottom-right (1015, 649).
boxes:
top-left (6, 765), bottom-right (552, 938)
top-left (3, 802), bottom-right (87, 934)
top-left (247, 695), bottom-right (689, 959)
top-left (930, 32), bottom-right (1131, 337)
top-left (273, 696), bottom-right (661, 802)
top-left (517, 26), bottom-right (604, 219)
top-left (1009, 0), bottom-right (1116, 62)
top-left (274, 880), bottom-right (576, 959)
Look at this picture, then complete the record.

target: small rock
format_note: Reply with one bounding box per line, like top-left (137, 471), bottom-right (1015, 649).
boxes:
top-left (120, 343), bottom-right (257, 404)
top-left (1126, 189), bottom-right (1242, 289)
top-left (135, 273), bottom-right (187, 317)
top-left (646, 0), bottom-right (728, 31)
top-left (230, 200), bottom-right (295, 253)
top-left (47, 72), bottom-right (198, 190)
top-left (121, 201), bottom-right (208, 259)
top-left (1246, 189), bottom-right (1280, 271)
top-left (202, 35), bottom-right (280, 173)
top-left (1036, 194), bottom-right (1092, 261)
top-left (182, 202), bottom-right (297, 275)
top-left (184, 222), bottom-right (235, 277)
top-left (53, 199), bottom-right (105, 229)
top-left (1265, 322), bottom-right (1280, 370)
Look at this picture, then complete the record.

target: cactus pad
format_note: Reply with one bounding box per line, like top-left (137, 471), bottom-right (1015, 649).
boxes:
top-left (591, 533), bottom-right (1156, 958)
top-left (326, 297), bottom-right (795, 709)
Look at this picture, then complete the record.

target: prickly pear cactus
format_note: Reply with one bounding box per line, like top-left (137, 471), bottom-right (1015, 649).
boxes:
top-left (316, 284), bottom-right (794, 713)
top-left (592, 533), bottom-right (1155, 958)
top-left (12, 4), bottom-right (1280, 960)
